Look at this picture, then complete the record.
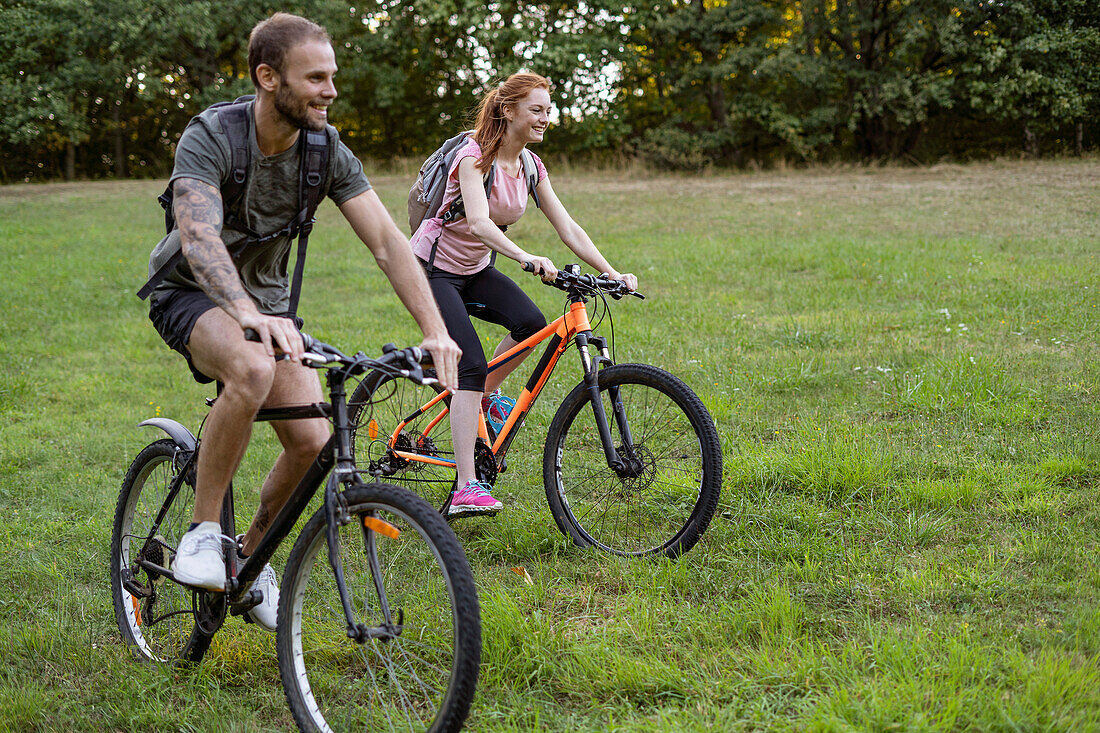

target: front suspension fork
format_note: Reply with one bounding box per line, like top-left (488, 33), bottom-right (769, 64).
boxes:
top-left (577, 334), bottom-right (636, 472)
top-left (323, 474), bottom-right (401, 642)
top-left (324, 384), bottom-right (403, 643)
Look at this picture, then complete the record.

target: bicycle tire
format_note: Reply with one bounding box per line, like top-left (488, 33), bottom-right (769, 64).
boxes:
top-left (278, 481), bottom-right (480, 733)
top-left (348, 371), bottom-right (459, 509)
top-left (110, 439), bottom-right (207, 663)
top-left (543, 363), bottom-right (722, 559)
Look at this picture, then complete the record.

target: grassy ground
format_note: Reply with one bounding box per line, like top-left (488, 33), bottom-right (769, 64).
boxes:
top-left (1, 157), bottom-right (1099, 731)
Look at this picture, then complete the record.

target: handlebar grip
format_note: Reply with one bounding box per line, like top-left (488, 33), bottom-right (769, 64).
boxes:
top-left (523, 261), bottom-right (534, 273)
top-left (243, 327), bottom-right (314, 354)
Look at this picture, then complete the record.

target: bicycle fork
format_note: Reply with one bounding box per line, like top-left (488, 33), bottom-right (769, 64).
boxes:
top-left (324, 380), bottom-right (403, 644)
top-left (576, 334), bottom-right (639, 476)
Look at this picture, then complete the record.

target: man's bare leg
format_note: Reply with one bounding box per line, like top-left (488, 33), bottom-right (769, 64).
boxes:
top-left (239, 358), bottom-right (329, 555)
top-left (187, 307), bottom-right (280, 525)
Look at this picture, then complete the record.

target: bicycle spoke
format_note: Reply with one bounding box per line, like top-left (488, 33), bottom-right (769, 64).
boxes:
top-left (348, 373), bottom-right (463, 509)
top-left (281, 486), bottom-right (478, 733)
top-left (546, 365), bottom-right (721, 557)
top-left (112, 441), bottom-right (203, 663)
top-left (370, 643), bottom-right (420, 730)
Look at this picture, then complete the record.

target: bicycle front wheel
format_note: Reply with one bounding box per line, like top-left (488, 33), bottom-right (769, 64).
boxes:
top-left (110, 439), bottom-right (202, 662)
top-left (544, 363), bottom-right (722, 559)
top-left (278, 481), bottom-right (480, 733)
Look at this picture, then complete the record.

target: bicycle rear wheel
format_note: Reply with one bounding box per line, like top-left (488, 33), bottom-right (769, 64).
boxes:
top-left (544, 363), bottom-right (722, 559)
top-left (278, 481), bottom-right (480, 733)
top-left (348, 371), bottom-right (459, 510)
top-left (110, 439), bottom-right (204, 662)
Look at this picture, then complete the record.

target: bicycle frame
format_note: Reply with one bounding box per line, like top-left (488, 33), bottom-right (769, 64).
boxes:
top-left (126, 353), bottom-right (412, 661)
top-left (384, 286), bottom-right (634, 480)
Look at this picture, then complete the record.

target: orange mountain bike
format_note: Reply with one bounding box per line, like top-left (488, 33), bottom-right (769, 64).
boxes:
top-left (348, 265), bottom-right (722, 559)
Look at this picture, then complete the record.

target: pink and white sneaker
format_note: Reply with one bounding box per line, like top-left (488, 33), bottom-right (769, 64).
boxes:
top-left (448, 481), bottom-right (503, 515)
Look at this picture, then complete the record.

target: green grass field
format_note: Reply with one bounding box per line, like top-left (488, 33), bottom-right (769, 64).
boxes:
top-left (1, 158), bottom-right (1099, 731)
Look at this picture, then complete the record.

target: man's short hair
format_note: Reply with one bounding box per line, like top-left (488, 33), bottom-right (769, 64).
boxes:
top-left (248, 13), bottom-right (331, 86)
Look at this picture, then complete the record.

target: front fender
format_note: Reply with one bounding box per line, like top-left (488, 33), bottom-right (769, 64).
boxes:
top-left (139, 417), bottom-right (197, 452)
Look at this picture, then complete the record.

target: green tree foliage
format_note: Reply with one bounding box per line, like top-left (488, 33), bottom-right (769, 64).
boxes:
top-left (2, 0), bottom-right (1098, 180)
top-left (960, 0), bottom-right (1100, 155)
top-left (618, 0), bottom-right (1006, 167)
top-left (0, 0), bottom-right (328, 181)
top-left (325, 1), bottom-right (630, 158)
top-left (618, 0), bottom-right (797, 168)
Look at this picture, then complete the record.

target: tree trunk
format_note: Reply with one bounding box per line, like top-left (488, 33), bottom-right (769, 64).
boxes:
top-left (65, 140), bottom-right (76, 181)
top-left (113, 103), bottom-right (127, 178)
top-left (706, 80), bottom-right (729, 130)
top-left (1023, 123), bottom-right (1038, 157)
top-left (1076, 122), bottom-right (1084, 156)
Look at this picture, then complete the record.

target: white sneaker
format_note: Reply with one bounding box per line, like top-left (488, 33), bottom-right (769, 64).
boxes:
top-left (244, 562), bottom-right (280, 632)
top-left (172, 521), bottom-right (227, 590)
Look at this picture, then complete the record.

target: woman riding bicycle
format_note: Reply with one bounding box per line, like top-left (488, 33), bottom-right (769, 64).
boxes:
top-left (410, 72), bottom-right (638, 515)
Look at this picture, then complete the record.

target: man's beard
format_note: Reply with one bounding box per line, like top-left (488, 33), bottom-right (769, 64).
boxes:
top-left (274, 84), bottom-right (325, 132)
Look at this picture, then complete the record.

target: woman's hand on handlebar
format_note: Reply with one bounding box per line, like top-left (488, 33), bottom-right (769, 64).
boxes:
top-left (521, 256), bottom-right (558, 282)
top-left (607, 270), bottom-right (638, 292)
top-left (240, 313), bottom-right (305, 362)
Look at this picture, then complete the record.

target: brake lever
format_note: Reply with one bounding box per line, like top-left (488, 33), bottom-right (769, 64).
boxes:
top-left (395, 347), bottom-right (439, 386)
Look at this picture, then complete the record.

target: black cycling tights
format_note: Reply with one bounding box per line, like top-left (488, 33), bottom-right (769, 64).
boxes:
top-left (423, 262), bottom-right (546, 392)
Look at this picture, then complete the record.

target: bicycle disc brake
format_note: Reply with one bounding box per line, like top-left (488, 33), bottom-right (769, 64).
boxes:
top-left (615, 443), bottom-right (657, 491)
top-left (369, 430), bottom-right (440, 476)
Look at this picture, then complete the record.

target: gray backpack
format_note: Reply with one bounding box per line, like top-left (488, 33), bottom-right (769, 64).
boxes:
top-left (407, 130), bottom-right (541, 237)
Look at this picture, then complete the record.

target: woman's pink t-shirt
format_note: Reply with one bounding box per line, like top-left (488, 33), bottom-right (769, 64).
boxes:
top-left (410, 139), bottom-right (548, 275)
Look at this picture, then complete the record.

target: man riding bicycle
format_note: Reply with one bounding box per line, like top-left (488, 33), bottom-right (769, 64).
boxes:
top-left (142, 12), bottom-right (459, 631)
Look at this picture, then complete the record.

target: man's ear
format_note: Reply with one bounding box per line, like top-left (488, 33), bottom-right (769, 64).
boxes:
top-left (255, 63), bottom-right (280, 93)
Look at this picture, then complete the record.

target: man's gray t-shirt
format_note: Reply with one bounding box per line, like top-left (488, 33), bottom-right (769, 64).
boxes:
top-left (147, 100), bottom-right (371, 313)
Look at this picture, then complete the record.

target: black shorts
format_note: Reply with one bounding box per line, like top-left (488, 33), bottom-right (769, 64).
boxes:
top-left (149, 288), bottom-right (302, 385)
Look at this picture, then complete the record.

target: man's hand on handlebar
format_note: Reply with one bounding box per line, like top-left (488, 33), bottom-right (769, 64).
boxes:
top-left (240, 313), bottom-right (305, 362)
top-left (419, 331), bottom-right (461, 392)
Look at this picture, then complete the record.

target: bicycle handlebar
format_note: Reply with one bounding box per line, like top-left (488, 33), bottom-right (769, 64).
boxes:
top-left (523, 262), bottom-right (645, 300)
top-left (242, 328), bottom-right (432, 384)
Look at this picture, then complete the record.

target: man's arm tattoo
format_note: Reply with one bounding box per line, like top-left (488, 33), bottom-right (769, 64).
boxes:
top-left (175, 178), bottom-right (249, 312)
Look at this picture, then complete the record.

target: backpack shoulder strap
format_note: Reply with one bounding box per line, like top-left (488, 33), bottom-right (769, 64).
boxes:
top-left (214, 100), bottom-right (252, 207)
top-left (484, 161), bottom-right (496, 198)
top-left (139, 99), bottom-right (254, 300)
top-left (520, 149), bottom-right (541, 208)
top-left (300, 129), bottom-right (329, 221)
top-left (285, 128), bottom-right (333, 317)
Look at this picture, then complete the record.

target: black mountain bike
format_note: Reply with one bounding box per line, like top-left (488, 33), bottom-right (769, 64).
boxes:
top-left (110, 335), bottom-right (479, 733)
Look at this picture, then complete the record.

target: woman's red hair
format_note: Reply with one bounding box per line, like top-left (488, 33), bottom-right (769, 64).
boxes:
top-left (471, 73), bottom-right (551, 172)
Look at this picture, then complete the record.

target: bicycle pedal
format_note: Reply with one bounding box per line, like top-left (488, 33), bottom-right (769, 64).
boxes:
top-left (229, 589), bottom-right (263, 617)
top-left (445, 506), bottom-right (503, 520)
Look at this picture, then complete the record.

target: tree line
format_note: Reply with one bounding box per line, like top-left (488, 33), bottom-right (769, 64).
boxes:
top-left (3, 0), bottom-right (1097, 182)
